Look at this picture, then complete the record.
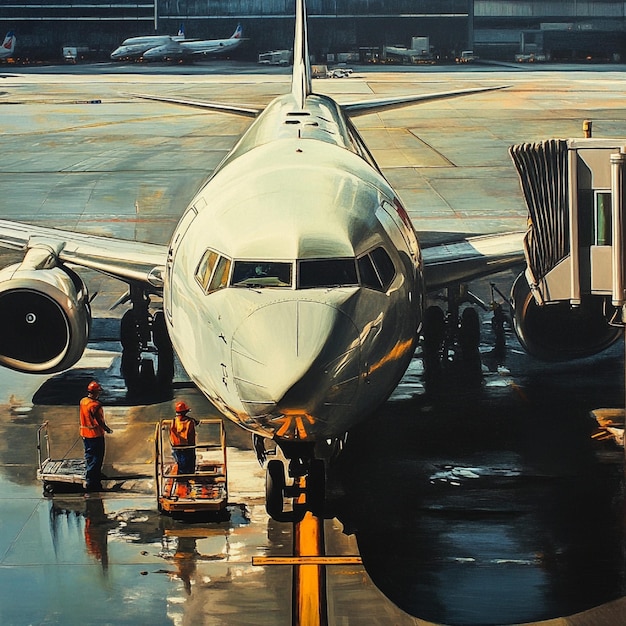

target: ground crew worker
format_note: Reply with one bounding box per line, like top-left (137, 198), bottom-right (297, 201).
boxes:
top-left (79, 380), bottom-right (113, 492)
top-left (169, 401), bottom-right (199, 476)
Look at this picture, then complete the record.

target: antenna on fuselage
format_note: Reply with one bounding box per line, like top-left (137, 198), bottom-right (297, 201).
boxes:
top-left (291, 0), bottom-right (312, 109)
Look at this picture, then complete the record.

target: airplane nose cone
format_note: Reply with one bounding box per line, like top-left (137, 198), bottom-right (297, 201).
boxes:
top-left (231, 299), bottom-right (361, 421)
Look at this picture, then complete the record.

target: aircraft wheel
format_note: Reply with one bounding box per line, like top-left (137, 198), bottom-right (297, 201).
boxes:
top-left (120, 310), bottom-right (141, 352)
top-left (459, 307), bottom-right (482, 379)
top-left (422, 305), bottom-right (445, 376)
top-left (459, 307), bottom-right (480, 348)
top-left (265, 460), bottom-right (286, 520)
top-left (307, 459), bottom-right (325, 517)
top-left (139, 358), bottom-right (156, 387)
top-left (153, 311), bottom-right (174, 385)
top-left (121, 350), bottom-right (141, 391)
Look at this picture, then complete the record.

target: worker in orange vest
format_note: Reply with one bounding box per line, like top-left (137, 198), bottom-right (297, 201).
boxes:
top-left (80, 380), bottom-right (113, 491)
top-left (169, 401), bottom-right (199, 476)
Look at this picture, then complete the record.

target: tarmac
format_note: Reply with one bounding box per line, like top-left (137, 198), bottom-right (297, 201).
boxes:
top-left (0, 61), bottom-right (624, 625)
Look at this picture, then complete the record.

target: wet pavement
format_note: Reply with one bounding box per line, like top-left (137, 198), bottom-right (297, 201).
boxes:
top-left (0, 65), bottom-right (625, 625)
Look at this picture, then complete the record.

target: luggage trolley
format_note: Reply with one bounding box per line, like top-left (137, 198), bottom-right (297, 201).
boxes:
top-left (37, 421), bottom-right (86, 494)
top-left (154, 418), bottom-right (228, 514)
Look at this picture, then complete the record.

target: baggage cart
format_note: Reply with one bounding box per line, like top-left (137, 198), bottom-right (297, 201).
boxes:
top-left (37, 421), bottom-right (86, 493)
top-left (154, 418), bottom-right (228, 514)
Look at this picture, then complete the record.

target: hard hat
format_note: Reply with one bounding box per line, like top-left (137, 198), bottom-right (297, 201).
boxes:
top-left (175, 401), bottom-right (190, 414)
top-left (87, 381), bottom-right (103, 393)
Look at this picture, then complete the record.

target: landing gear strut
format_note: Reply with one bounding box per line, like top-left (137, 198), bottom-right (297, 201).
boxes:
top-left (120, 285), bottom-right (174, 395)
top-left (264, 443), bottom-right (326, 522)
top-left (421, 285), bottom-right (485, 380)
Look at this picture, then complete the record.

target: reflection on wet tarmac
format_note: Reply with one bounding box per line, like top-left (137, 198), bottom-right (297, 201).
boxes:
top-left (330, 300), bottom-right (625, 625)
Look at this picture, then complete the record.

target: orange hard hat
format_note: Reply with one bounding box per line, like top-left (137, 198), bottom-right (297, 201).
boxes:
top-left (175, 401), bottom-right (190, 414)
top-left (87, 381), bottom-right (103, 393)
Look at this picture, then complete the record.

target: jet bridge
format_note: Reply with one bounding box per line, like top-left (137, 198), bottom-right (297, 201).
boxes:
top-left (508, 135), bottom-right (626, 360)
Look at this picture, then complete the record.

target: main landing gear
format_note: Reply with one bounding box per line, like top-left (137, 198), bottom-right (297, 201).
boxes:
top-left (120, 285), bottom-right (174, 395)
top-left (421, 283), bottom-right (512, 380)
top-left (255, 436), bottom-right (325, 522)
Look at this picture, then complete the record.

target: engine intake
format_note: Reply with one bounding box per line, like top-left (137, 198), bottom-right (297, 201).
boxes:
top-left (0, 263), bottom-right (91, 373)
top-left (511, 273), bottom-right (621, 361)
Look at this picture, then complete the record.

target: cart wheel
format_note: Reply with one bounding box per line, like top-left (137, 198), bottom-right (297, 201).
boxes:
top-left (43, 482), bottom-right (54, 496)
top-left (265, 460), bottom-right (286, 520)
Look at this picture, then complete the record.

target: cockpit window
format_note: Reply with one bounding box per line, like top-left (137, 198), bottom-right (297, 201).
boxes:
top-left (231, 261), bottom-right (293, 287)
top-left (299, 259), bottom-right (358, 288)
top-left (357, 247), bottom-right (395, 291)
top-left (195, 249), bottom-right (232, 294)
top-left (195, 250), bottom-right (219, 291)
top-left (371, 247), bottom-right (395, 288)
top-left (208, 256), bottom-right (231, 293)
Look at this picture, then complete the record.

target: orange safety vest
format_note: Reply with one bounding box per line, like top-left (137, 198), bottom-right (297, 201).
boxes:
top-left (170, 416), bottom-right (196, 447)
top-left (79, 397), bottom-right (105, 438)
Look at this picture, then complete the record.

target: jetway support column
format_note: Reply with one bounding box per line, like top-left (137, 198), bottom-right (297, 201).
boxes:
top-left (611, 149), bottom-right (626, 308)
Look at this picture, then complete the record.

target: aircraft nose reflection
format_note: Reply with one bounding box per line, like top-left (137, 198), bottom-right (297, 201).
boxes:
top-left (231, 299), bottom-right (361, 437)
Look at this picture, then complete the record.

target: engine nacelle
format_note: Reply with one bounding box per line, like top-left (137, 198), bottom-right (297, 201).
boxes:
top-left (0, 263), bottom-right (91, 373)
top-left (511, 273), bottom-right (622, 361)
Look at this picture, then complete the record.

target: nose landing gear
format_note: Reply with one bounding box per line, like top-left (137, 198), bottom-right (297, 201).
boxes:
top-left (265, 456), bottom-right (326, 522)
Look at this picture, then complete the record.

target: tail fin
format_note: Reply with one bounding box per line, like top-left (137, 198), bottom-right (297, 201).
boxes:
top-left (291, 0), bottom-right (312, 108)
top-left (232, 23), bottom-right (243, 40)
top-left (2, 32), bottom-right (15, 55)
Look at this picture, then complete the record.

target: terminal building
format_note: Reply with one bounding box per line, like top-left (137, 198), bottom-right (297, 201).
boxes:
top-left (0, 1), bottom-right (625, 62)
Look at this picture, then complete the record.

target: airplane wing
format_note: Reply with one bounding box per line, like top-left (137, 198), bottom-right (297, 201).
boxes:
top-left (0, 220), bottom-right (167, 289)
top-left (422, 231), bottom-right (526, 293)
top-left (342, 85), bottom-right (509, 117)
top-left (128, 93), bottom-right (261, 118)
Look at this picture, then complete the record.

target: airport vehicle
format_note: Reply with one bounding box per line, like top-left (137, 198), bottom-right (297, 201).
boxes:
top-left (154, 419), bottom-right (228, 514)
top-left (384, 36), bottom-right (434, 64)
top-left (0, 32), bottom-right (16, 60)
top-left (0, 0), bottom-right (618, 520)
top-left (258, 49), bottom-right (291, 66)
top-left (456, 50), bottom-right (478, 63)
top-left (37, 421), bottom-right (85, 494)
top-left (62, 46), bottom-right (90, 63)
top-left (326, 67), bottom-right (353, 78)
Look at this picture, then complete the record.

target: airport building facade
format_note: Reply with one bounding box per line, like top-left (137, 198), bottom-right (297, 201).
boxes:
top-left (1, 1), bottom-right (625, 62)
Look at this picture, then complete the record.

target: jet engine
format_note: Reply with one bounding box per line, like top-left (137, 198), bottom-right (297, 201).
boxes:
top-left (510, 273), bottom-right (622, 361)
top-left (0, 262), bottom-right (91, 373)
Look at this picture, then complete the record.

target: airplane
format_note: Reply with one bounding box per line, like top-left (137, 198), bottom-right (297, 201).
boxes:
top-left (141, 24), bottom-right (244, 62)
top-left (0, 0), bottom-right (618, 519)
top-left (0, 32), bottom-right (16, 61)
top-left (110, 25), bottom-right (187, 62)
top-left (111, 23), bottom-right (243, 62)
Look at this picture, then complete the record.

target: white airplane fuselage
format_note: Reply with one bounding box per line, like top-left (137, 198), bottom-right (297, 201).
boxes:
top-left (142, 36), bottom-right (242, 61)
top-left (111, 35), bottom-right (183, 61)
top-left (165, 93), bottom-right (424, 444)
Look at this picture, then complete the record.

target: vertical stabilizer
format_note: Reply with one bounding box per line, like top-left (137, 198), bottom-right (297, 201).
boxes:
top-left (291, 0), bottom-right (312, 108)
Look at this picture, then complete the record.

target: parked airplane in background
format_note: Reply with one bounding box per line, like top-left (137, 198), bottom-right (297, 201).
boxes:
top-left (0, 32), bottom-right (16, 60)
top-left (110, 25), bottom-right (186, 61)
top-left (141, 23), bottom-right (244, 61)
top-left (0, 0), bottom-right (615, 519)
top-left (111, 24), bottom-right (243, 62)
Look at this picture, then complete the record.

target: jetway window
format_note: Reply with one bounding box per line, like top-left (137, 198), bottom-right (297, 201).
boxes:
top-left (595, 191), bottom-right (612, 245)
top-left (298, 259), bottom-right (358, 288)
top-left (231, 261), bottom-right (292, 288)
